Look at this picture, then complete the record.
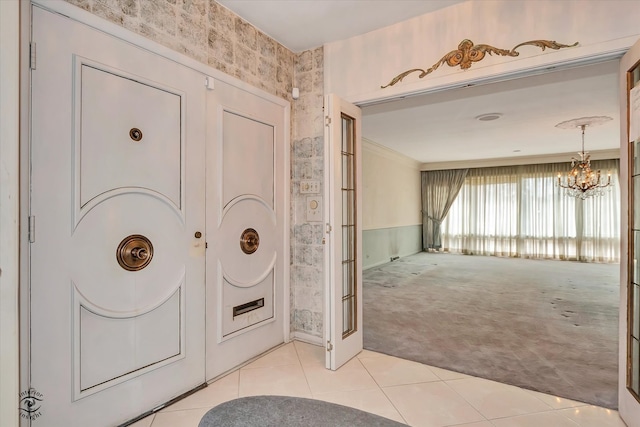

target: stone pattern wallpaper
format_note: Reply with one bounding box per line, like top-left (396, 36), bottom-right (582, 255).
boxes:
top-left (63, 0), bottom-right (326, 340)
top-left (290, 47), bottom-right (325, 339)
top-left (63, 0), bottom-right (295, 100)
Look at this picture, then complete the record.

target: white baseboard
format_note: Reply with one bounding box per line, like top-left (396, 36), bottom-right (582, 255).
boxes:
top-left (291, 331), bottom-right (322, 346)
top-left (363, 250), bottom-right (423, 270)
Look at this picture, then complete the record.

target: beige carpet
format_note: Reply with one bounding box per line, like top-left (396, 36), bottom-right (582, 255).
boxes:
top-left (363, 252), bottom-right (619, 409)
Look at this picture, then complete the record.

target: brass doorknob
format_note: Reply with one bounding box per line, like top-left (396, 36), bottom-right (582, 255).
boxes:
top-left (130, 247), bottom-right (148, 260)
top-left (240, 228), bottom-right (260, 254)
top-left (116, 234), bottom-right (153, 271)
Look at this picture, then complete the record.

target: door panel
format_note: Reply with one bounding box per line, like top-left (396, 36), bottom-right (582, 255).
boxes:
top-left (78, 289), bottom-right (181, 391)
top-left (219, 196), bottom-right (277, 338)
top-left (30, 7), bottom-right (205, 425)
top-left (620, 37), bottom-right (640, 427)
top-left (222, 111), bottom-right (275, 209)
top-left (324, 94), bottom-right (363, 370)
top-left (206, 78), bottom-right (287, 379)
top-left (79, 64), bottom-right (182, 209)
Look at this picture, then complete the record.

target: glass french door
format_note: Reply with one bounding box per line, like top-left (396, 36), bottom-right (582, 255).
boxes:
top-left (324, 94), bottom-right (363, 370)
top-left (621, 37), bottom-right (640, 427)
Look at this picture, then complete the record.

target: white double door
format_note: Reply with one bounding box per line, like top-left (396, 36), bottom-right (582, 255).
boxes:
top-left (205, 79), bottom-right (287, 378)
top-left (28, 6), bottom-right (285, 426)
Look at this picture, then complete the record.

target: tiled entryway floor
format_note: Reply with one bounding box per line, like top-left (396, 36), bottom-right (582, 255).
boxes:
top-left (131, 341), bottom-right (626, 427)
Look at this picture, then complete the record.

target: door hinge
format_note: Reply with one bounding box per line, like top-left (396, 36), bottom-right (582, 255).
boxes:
top-left (325, 223), bottom-right (332, 233)
top-left (28, 216), bottom-right (36, 243)
top-left (205, 76), bottom-right (215, 90)
top-left (325, 116), bottom-right (331, 126)
top-left (326, 341), bottom-right (333, 351)
top-left (29, 42), bottom-right (36, 70)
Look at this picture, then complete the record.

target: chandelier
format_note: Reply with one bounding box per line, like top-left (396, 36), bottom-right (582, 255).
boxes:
top-left (555, 116), bottom-right (612, 199)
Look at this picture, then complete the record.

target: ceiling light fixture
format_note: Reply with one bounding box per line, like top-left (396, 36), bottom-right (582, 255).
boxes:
top-left (555, 116), bottom-right (613, 199)
top-left (475, 113), bottom-right (502, 121)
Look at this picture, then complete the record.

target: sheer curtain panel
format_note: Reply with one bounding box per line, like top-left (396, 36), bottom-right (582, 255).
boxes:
top-left (441, 160), bottom-right (620, 262)
top-left (421, 169), bottom-right (468, 250)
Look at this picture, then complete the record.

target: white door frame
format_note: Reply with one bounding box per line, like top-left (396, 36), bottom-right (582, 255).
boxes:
top-left (15, 2), bottom-right (290, 425)
top-left (0, 2), bottom-right (21, 427)
top-left (618, 37), bottom-right (640, 427)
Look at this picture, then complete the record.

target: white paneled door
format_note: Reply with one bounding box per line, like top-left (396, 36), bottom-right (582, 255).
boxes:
top-left (324, 94), bottom-right (363, 370)
top-left (205, 78), bottom-right (288, 379)
top-left (29, 6), bottom-right (206, 425)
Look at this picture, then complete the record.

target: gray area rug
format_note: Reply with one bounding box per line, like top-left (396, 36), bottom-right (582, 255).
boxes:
top-left (363, 252), bottom-right (619, 409)
top-left (198, 395), bottom-right (405, 427)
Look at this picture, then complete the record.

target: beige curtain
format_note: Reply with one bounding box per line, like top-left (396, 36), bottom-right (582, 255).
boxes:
top-left (421, 169), bottom-right (468, 250)
top-left (441, 160), bottom-right (620, 262)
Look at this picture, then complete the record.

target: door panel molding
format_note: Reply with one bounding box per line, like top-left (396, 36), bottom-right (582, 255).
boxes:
top-left (74, 287), bottom-right (184, 398)
top-left (74, 187), bottom-right (185, 230)
top-left (221, 254), bottom-right (277, 288)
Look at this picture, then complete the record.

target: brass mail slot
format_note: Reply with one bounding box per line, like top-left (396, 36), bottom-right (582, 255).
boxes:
top-left (233, 298), bottom-right (265, 317)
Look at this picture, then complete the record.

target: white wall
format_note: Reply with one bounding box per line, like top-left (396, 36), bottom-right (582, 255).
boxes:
top-left (363, 139), bottom-right (421, 230)
top-left (325, 0), bottom-right (640, 104)
top-left (362, 139), bottom-right (422, 268)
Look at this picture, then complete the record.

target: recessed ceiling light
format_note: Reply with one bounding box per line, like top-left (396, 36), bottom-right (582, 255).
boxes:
top-left (476, 113), bottom-right (503, 121)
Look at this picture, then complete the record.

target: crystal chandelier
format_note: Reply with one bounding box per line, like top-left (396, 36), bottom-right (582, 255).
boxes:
top-left (556, 116), bottom-right (612, 200)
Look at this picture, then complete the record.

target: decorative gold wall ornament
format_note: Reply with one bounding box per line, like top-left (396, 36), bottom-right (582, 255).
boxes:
top-left (381, 39), bottom-right (578, 88)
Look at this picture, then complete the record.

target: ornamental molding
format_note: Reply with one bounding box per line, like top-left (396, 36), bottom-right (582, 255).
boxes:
top-left (381, 39), bottom-right (578, 88)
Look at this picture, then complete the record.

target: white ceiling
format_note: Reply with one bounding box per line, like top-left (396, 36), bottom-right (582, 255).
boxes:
top-left (362, 60), bottom-right (620, 164)
top-left (216, 0), bottom-right (465, 52)
top-left (216, 1), bottom-right (620, 165)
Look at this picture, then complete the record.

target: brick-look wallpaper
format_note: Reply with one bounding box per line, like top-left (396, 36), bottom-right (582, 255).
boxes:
top-left (63, 0), bottom-right (295, 101)
top-left (63, 0), bottom-right (327, 339)
top-left (290, 47), bottom-right (325, 338)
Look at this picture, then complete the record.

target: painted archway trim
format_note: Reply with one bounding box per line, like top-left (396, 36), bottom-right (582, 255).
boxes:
top-left (381, 39), bottom-right (579, 88)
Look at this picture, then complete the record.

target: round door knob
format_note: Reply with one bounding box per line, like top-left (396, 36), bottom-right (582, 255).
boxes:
top-left (116, 234), bottom-right (153, 271)
top-left (195, 231), bottom-right (202, 239)
top-left (131, 247), bottom-right (148, 260)
top-left (240, 228), bottom-right (260, 254)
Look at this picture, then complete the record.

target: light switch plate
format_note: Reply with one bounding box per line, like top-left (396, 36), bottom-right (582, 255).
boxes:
top-left (300, 180), bottom-right (320, 194)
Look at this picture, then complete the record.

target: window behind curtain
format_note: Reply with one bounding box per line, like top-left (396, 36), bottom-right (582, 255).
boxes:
top-left (441, 160), bottom-right (620, 262)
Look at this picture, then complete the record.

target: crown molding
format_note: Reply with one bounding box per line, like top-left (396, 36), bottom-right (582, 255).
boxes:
top-left (420, 148), bottom-right (620, 171)
top-left (362, 138), bottom-right (421, 169)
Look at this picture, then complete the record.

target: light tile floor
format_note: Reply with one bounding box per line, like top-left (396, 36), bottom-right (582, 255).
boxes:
top-left (130, 341), bottom-right (627, 427)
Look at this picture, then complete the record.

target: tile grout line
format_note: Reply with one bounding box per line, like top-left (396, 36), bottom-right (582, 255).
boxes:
top-left (439, 378), bottom-right (590, 424)
top-left (293, 340), bottom-right (317, 397)
top-left (438, 379), bottom-right (491, 423)
top-left (357, 354), bottom-right (410, 425)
